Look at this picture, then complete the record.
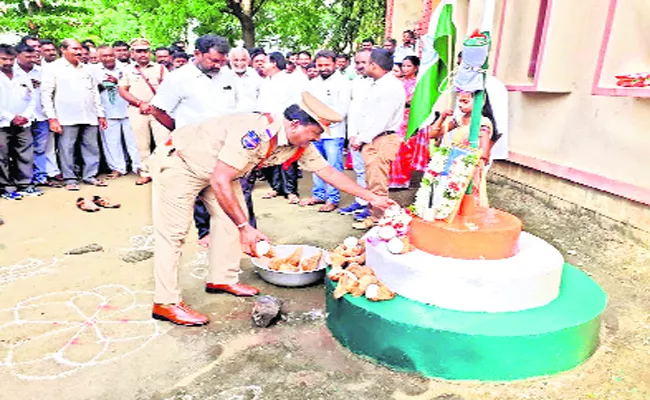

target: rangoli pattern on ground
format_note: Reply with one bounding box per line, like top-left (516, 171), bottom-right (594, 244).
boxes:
top-left (0, 284), bottom-right (170, 380)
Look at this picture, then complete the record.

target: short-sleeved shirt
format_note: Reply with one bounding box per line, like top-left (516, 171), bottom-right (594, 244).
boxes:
top-left (170, 113), bottom-right (328, 180)
top-left (233, 67), bottom-right (263, 113)
top-left (118, 62), bottom-right (166, 103)
top-left (151, 62), bottom-right (238, 129)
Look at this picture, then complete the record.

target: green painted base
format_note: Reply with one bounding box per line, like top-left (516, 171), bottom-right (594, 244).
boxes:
top-left (326, 264), bottom-right (607, 381)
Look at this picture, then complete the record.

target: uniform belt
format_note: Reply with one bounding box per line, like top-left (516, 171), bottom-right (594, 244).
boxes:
top-left (360, 131), bottom-right (395, 151)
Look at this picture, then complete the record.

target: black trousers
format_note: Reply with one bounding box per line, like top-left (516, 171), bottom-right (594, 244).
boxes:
top-left (194, 175), bottom-right (257, 239)
top-left (0, 125), bottom-right (34, 192)
top-left (262, 162), bottom-right (298, 197)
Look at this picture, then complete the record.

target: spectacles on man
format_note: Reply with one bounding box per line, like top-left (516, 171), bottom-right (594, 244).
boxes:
top-left (133, 48), bottom-right (150, 53)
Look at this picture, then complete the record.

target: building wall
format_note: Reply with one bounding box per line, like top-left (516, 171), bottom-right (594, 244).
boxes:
top-left (388, 0), bottom-right (650, 231)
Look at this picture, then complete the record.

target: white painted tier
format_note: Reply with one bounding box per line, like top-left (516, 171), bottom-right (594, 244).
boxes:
top-left (366, 232), bottom-right (564, 312)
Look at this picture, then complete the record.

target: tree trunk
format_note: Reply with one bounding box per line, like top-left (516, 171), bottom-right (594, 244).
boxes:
top-left (241, 14), bottom-right (255, 48)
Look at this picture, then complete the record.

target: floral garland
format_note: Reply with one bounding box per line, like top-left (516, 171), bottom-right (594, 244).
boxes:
top-left (410, 145), bottom-right (480, 221)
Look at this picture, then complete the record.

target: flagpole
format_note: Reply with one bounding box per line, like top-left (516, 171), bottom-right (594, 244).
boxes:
top-left (464, 0), bottom-right (495, 197)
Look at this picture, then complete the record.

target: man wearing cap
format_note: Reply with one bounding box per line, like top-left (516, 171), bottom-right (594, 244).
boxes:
top-left (150, 92), bottom-right (395, 326)
top-left (118, 38), bottom-right (169, 185)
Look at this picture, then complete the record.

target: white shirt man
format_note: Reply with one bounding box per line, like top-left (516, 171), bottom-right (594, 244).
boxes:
top-left (40, 39), bottom-right (106, 189)
top-left (94, 46), bottom-right (141, 177)
top-left (300, 51), bottom-right (352, 211)
top-left (13, 47), bottom-right (59, 184)
top-left (150, 35), bottom-right (243, 251)
top-left (356, 72), bottom-right (405, 145)
top-left (305, 67), bottom-right (351, 140)
top-left (257, 70), bottom-right (300, 114)
top-left (229, 48), bottom-right (263, 113)
top-left (352, 49), bottom-right (405, 228)
top-left (343, 68), bottom-right (373, 212)
top-left (0, 66), bottom-right (36, 128)
top-left (233, 67), bottom-right (262, 112)
top-left (152, 61), bottom-right (238, 129)
top-left (41, 57), bottom-right (104, 127)
top-left (0, 46), bottom-right (38, 198)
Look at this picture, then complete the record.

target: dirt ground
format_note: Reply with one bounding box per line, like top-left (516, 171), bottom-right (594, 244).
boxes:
top-left (0, 171), bottom-right (648, 400)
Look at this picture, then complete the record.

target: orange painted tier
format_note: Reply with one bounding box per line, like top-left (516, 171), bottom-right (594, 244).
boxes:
top-left (408, 208), bottom-right (523, 260)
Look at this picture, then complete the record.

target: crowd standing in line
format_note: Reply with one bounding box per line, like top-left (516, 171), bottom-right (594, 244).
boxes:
top-left (0, 30), bottom-right (429, 231)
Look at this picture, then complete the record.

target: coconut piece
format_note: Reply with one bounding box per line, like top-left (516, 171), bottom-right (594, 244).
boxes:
top-left (285, 247), bottom-right (303, 267)
top-left (346, 253), bottom-right (366, 265)
top-left (351, 275), bottom-right (379, 297)
top-left (255, 241), bottom-right (272, 257)
top-left (365, 283), bottom-right (395, 301)
top-left (346, 264), bottom-right (375, 279)
top-left (343, 236), bottom-right (359, 249)
top-left (329, 252), bottom-right (347, 269)
top-left (378, 226), bottom-right (397, 241)
top-left (327, 266), bottom-right (345, 281)
top-left (333, 271), bottom-right (358, 299)
top-left (300, 250), bottom-right (322, 271)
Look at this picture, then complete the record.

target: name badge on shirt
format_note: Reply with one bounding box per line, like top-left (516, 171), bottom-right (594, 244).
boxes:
top-left (241, 131), bottom-right (261, 150)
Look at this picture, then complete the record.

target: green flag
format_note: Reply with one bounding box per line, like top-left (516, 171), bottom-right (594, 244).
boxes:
top-left (406, 0), bottom-right (456, 139)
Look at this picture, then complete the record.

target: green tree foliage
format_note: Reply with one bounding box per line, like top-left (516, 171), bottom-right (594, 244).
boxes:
top-left (0, 0), bottom-right (385, 51)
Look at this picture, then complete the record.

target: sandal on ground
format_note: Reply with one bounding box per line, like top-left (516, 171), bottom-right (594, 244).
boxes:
top-left (262, 190), bottom-right (278, 199)
top-left (84, 179), bottom-right (108, 187)
top-left (47, 179), bottom-right (65, 188)
top-left (76, 197), bottom-right (100, 212)
top-left (93, 195), bottom-right (121, 209)
top-left (66, 183), bottom-right (81, 191)
top-left (106, 171), bottom-right (122, 180)
top-left (135, 176), bottom-right (152, 185)
top-left (287, 194), bottom-right (300, 204)
top-left (318, 202), bottom-right (339, 212)
top-left (298, 197), bottom-right (326, 207)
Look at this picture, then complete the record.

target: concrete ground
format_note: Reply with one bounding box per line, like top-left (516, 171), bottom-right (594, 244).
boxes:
top-left (0, 171), bottom-right (648, 400)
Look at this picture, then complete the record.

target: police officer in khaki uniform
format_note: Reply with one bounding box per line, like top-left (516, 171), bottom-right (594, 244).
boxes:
top-left (117, 38), bottom-right (169, 185)
top-left (151, 92), bottom-right (396, 326)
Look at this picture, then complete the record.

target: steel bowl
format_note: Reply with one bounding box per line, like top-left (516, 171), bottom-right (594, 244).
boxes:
top-left (251, 245), bottom-right (328, 287)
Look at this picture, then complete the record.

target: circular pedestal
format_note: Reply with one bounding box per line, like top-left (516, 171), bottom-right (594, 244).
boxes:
top-left (326, 264), bottom-right (607, 381)
top-left (367, 232), bottom-right (564, 312)
top-left (409, 208), bottom-right (522, 260)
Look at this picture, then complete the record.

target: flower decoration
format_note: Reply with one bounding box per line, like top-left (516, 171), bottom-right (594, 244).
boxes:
top-left (412, 145), bottom-right (481, 221)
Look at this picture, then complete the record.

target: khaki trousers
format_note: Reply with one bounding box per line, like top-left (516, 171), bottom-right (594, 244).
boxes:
top-left (128, 107), bottom-right (170, 177)
top-left (151, 150), bottom-right (245, 304)
top-left (361, 134), bottom-right (401, 219)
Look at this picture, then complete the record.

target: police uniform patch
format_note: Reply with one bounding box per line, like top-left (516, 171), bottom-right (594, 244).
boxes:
top-left (241, 131), bottom-right (261, 150)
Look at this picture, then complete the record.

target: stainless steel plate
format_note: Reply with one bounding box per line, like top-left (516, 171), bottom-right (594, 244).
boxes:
top-left (251, 245), bottom-right (328, 287)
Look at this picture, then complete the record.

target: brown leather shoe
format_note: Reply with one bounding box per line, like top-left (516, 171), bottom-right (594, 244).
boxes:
top-left (318, 201), bottom-right (338, 212)
top-left (151, 302), bottom-right (209, 326)
top-left (205, 283), bottom-right (260, 296)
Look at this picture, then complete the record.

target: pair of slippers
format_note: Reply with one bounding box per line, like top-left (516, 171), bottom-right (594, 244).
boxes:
top-left (76, 196), bottom-right (120, 212)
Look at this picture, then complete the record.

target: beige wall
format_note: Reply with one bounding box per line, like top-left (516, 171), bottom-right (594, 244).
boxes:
top-left (390, 0), bottom-right (423, 40)
top-left (389, 0), bottom-right (650, 230)
top-left (496, 0), bottom-right (650, 191)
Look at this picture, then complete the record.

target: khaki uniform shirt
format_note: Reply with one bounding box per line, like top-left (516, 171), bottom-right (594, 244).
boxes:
top-left (118, 62), bottom-right (166, 103)
top-left (170, 113), bottom-right (328, 180)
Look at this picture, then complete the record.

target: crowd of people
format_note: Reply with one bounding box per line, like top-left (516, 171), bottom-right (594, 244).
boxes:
top-left (0, 29), bottom-right (430, 232)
